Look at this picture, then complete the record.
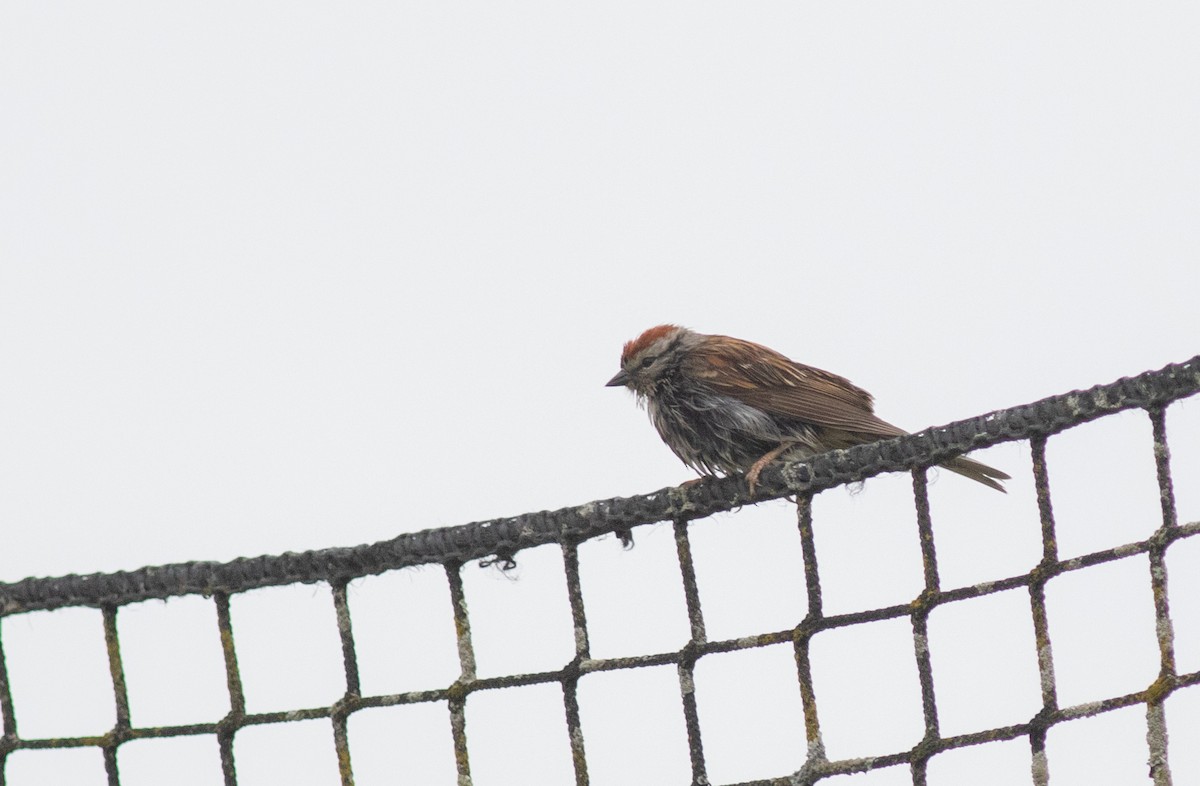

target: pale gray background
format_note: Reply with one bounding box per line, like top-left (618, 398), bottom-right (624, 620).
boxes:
top-left (1, 2), bottom-right (1198, 785)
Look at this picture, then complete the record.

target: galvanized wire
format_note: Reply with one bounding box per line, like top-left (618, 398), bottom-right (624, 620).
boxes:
top-left (0, 354), bottom-right (1197, 785)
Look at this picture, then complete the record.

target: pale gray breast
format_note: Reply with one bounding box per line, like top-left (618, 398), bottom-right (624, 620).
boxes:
top-left (648, 388), bottom-right (799, 474)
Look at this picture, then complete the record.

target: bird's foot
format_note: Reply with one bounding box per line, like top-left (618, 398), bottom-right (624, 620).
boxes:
top-left (745, 442), bottom-right (798, 495)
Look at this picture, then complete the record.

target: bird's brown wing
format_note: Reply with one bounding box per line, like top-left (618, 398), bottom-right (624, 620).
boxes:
top-left (685, 335), bottom-right (907, 439)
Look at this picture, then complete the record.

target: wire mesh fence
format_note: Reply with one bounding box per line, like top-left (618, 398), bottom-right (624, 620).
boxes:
top-left (0, 354), bottom-right (1197, 786)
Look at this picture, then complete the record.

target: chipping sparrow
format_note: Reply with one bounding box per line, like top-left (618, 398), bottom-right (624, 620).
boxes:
top-left (607, 325), bottom-right (1009, 493)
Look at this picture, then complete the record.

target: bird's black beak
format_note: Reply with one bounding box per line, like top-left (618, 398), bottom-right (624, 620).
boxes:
top-left (606, 369), bottom-right (630, 387)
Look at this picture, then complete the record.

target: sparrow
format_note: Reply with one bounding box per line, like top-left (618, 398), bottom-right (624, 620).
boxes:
top-left (607, 325), bottom-right (1009, 493)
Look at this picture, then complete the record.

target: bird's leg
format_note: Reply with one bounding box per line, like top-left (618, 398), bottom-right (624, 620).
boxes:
top-left (745, 441), bottom-right (799, 495)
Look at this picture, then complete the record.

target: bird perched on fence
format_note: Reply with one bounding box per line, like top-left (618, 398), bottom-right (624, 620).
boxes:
top-left (606, 325), bottom-right (1009, 493)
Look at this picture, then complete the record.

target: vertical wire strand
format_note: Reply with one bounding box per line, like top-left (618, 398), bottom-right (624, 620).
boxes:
top-left (912, 469), bottom-right (941, 595)
top-left (792, 493), bottom-right (826, 776)
top-left (796, 493), bottom-right (823, 619)
top-left (445, 561), bottom-right (475, 786)
top-left (560, 541), bottom-right (591, 786)
top-left (672, 519), bottom-right (708, 785)
top-left (214, 592), bottom-right (244, 786)
top-left (674, 519), bottom-right (707, 646)
top-left (101, 605), bottom-right (130, 786)
top-left (0, 620), bottom-right (20, 785)
top-left (909, 469), bottom-right (940, 785)
top-left (1145, 405), bottom-right (1178, 786)
top-left (1149, 404), bottom-right (1180, 532)
top-left (1028, 435), bottom-right (1058, 786)
top-left (562, 541), bottom-right (592, 661)
top-left (330, 580), bottom-right (360, 786)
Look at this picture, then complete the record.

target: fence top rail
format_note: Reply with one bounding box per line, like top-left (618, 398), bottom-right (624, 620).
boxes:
top-left (2, 354), bottom-right (1197, 616)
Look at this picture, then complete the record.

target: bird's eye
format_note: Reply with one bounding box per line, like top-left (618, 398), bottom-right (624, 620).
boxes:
top-left (639, 355), bottom-right (655, 369)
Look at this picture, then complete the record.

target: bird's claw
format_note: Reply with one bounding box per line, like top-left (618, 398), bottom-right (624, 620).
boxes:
top-left (745, 465), bottom-right (765, 496)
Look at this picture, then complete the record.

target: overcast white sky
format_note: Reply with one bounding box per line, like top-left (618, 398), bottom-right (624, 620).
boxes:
top-left (1, 3), bottom-right (1198, 785)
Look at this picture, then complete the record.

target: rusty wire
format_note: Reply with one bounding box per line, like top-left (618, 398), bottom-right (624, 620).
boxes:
top-left (0, 354), bottom-right (1197, 785)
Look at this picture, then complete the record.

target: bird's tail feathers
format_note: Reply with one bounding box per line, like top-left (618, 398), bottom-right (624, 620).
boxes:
top-left (939, 455), bottom-right (1010, 493)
